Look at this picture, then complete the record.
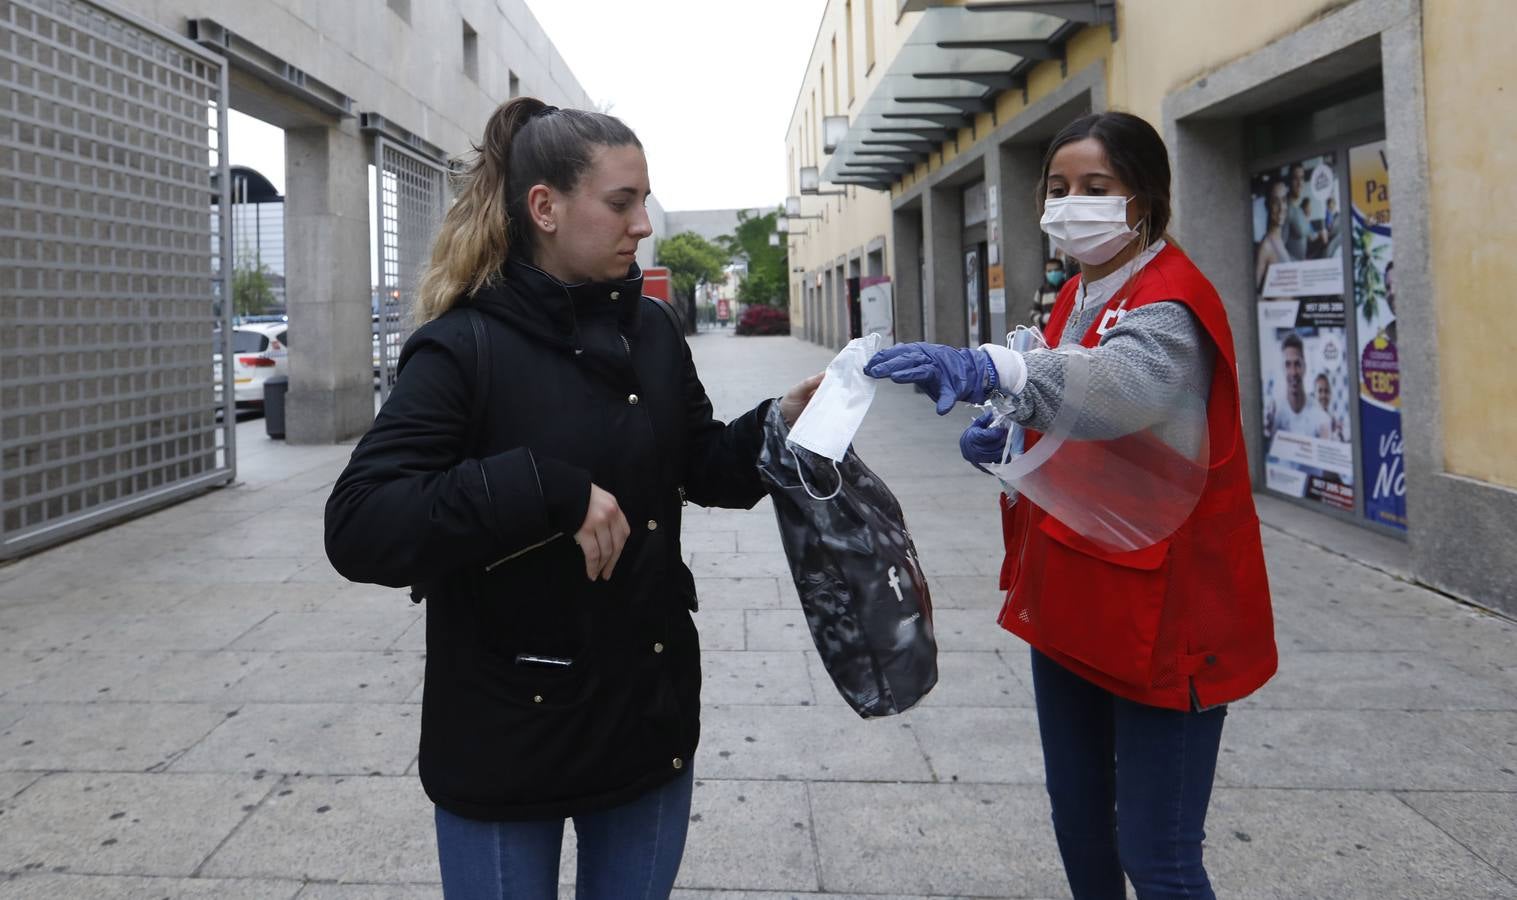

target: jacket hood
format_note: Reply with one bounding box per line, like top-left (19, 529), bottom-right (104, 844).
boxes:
top-left (468, 259), bottom-right (645, 353)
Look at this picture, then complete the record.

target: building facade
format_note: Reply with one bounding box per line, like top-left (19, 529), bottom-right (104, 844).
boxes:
top-left (783, 0), bottom-right (1517, 614)
top-left (0, 0), bottom-right (633, 558)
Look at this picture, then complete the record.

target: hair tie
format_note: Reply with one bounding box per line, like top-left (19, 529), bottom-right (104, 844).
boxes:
top-left (532, 105), bottom-right (559, 120)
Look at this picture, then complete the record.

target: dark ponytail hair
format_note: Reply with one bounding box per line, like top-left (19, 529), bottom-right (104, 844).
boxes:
top-left (417, 97), bottom-right (641, 321)
top-left (1037, 111), bottom-right (1172, 248)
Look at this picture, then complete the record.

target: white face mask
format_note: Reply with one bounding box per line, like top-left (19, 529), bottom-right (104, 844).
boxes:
top-left (1039, 195), bottom-right (1139, 266)
top-left (787, 333), bottom-right (883, 464)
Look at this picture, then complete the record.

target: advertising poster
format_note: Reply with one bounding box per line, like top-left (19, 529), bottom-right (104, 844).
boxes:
top-left (1252, 153), bottom-right (1355, 511)
top-left (1350, 140), bottom-right (1407, 530)
top-left (858, 276), bottom-right (894, 346)
top-left (964, 247), bottom-right (981, 340)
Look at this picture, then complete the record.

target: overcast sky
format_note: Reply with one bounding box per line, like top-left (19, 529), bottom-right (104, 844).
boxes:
top-left (226, 0), bottom-right (827, 214)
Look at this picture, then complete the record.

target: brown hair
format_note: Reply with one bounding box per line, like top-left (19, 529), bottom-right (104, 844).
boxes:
top-left (415, 98), bottom-right (641, 322)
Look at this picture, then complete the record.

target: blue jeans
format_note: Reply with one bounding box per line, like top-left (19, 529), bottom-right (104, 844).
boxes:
top-left (1031, 649), bottom-right (1227, 900)
top-left (434, 768), bottom-right (694, 900)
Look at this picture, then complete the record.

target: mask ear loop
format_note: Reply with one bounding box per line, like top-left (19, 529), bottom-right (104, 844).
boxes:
top-left (786, 445), bottom-right (844, 501)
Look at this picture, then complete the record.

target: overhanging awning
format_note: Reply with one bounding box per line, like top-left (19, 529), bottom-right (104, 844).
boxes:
top-left (820, 1), bottom-right (1113, 190)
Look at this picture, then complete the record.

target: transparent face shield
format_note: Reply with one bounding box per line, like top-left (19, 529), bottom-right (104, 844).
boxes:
top-left (982, 328), bottom-right (1210, 553)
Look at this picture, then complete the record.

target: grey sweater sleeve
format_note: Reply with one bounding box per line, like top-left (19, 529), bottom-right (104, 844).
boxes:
top-left (1003, 301), bottom-right (1215, 439)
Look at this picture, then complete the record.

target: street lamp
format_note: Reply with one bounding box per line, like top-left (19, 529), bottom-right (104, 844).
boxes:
top-left (784, 195), bottom-right (823, 219)
top-left (799, 165), bottom-right (846, 197)
top-left (821, 115), bottom-right (849, 153)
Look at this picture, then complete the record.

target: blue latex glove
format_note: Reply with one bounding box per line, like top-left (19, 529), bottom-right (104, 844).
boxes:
top-left (961, 410), bottom-right (1011, 470)
top-left (864, 342), bottom-right (996, 415)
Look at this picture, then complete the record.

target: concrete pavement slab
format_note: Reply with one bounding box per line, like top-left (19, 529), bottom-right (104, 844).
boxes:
top-left (904, 707), bottom-right (1046, 785)
top-left (391, 616), bottom-right (426, 652)
top-left (1216, 709), bottom-right (1517, 790)
top-left (1205, 788), bottom-right (1516, 899)
top-left (2, 702), bottom-right (232, 772)
top-left (924, 574), bottom-right (1009, 610)
top-left (0, 772), bottom-right (271, 876)
top-left (694, 611), bottom-right (746, 651)
top-left (698, 705), bottom-right (931, 782)
top-left (168, 703), bottom-right (420, 776)
top-left (198, 775), bottom-right (438, 884)
top-left (681, 531), bottom-right (738, 554)
top-left (847, 650), bottom-right (1032, 709)
top-left (691, 576), bottom-right (785, 610)
top-left (1236, 650), bottom-right (1517, 711)
top-left (44, 581), bottom-right (229, 615)
top-left (0, 874), bottom-right (301, 899)
top-left (745, 608), bottom-right (816, 652)
top-left (294, 885), bottom-right (439, 899)
top-left (227, 611), bottom-right (421, 653)
top-left (0, 771), bottom-right (42, 800)
top-left (0, 609), bottom-right (270, 654)
top-left (922, 608), bottom-right (1012, 652)
top-left (808, 782), bottom-right (1067, 897)
top-left (224, 652), bottom-right (424, 704)
top-left (689, 551), bottom-right (793, 579)
top-left (670, 893), bottom-right (953, 900)
top-left (672, 779), bottom-right (819, 892)
top-left (1396, 791), bottom-right (1517, 883)
top-left (700, 651), bottom-right (815, 706)
top-left (127, 555), bottom-right (315, 585)
top-left (1, 650), bottom-right (265, 704)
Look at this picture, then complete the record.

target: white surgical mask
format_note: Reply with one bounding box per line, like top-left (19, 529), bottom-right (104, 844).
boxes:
top-left (1039, 195), bottom-right (1139, 265)
top-left (787, 333), bottom-right (883, 464)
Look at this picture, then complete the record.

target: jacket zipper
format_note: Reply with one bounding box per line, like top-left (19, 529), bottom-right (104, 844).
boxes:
top-left (484, 532), bottom-right (564, 572)
top-left (677, 485), bottom-right (687, 507)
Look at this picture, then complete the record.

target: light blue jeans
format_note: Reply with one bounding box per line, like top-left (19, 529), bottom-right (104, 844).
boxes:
top-left (434, 768), bottom-right (694, 900)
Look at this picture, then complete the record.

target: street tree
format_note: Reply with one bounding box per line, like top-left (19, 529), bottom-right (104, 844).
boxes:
top-left (718, 208), bottom-right (788, 307)
top-left (657, 230), bottom-right (728, 306)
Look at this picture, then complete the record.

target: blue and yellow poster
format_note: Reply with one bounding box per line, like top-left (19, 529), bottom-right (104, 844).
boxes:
top-left (1350, 140), bottom-right (1407, 531)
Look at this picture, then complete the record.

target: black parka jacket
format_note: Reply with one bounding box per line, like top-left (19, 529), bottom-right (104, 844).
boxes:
top-left (325, 260), bottom-right (770, 820)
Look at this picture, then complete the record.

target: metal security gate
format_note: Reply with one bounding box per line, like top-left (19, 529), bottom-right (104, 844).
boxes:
top-left (373, 134), bottom-right (448, 401)
top-left (0, 0), bottom-right (233, 559)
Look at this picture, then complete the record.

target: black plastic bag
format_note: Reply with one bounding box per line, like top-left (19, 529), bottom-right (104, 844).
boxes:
top-left (756, 402), bottom-right (937, 717)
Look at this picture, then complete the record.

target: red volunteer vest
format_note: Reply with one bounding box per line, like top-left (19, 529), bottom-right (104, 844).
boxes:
top-left (997, 244), bottom-right (1277, 710)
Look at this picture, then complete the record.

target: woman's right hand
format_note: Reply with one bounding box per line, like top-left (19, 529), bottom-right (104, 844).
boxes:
top-left (575, 484), bottom-right (631, 581)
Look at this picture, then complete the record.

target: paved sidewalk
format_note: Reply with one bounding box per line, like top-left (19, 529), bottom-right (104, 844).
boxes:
top-left (1, 332), bottom-right (1514, 899)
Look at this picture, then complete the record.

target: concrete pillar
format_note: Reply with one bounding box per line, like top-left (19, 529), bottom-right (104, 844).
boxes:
top-left (283, 120), bottom-right (373, 444)
top-left (923, 184), bottom-right (965, 346)
top-left (1167, 118), bottom-right (1254, 469)
top-left (992, 144), bottom-right (1046, 340)
top-left (833, 259), bottom-right (849, 349)
top-left (892, 207), bottom-right (924, 343)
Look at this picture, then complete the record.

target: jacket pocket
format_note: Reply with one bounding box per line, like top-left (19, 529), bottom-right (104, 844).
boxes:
top-left (1035, 515), bottom-right (1173, 688)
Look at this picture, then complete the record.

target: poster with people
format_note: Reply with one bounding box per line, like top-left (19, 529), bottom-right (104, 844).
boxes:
top-left (1350, 140), bottom-right (1407, 530)
top-left (1252, 153), bottom-right (1355, 511)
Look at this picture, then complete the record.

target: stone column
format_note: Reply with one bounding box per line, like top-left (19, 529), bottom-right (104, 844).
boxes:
top-left (283, 120), bottom-right (373, 444)
top-left (923, 184), bottom-right (965, 346)
top-left (892, 207), bottom-right (924, 343)
top-left (992, 144), bottom-right (1046, 340)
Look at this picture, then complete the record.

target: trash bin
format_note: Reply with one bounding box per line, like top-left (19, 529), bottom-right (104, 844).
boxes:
top-left (263, 375), bottom-right (289, 440)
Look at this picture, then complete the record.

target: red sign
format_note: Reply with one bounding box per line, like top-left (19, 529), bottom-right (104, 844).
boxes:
top-left (716, 298), bottom-right (731, 321)
top-left (642, 266), bottom-right (671, 302)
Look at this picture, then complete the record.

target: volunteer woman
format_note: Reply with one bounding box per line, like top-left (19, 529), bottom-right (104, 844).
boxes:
top-left (325, 97), bottom-right (819, 899)
top-left (865, 111), bottom-right (1276, 900)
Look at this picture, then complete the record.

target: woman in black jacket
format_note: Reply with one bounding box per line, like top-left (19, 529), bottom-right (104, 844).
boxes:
top-left (325, 97), bottom-right (820, 899)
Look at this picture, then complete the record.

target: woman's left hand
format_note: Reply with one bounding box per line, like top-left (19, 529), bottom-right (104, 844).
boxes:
top-left (779, 373), bottom-right (825, 426)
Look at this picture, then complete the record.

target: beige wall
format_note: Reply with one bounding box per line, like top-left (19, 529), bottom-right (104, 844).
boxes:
top-left (1422, 0), bottom-right (1517, 487)
top-left (1110, 0), bottom-right (1348, 124)
top-left (784, 1), bottom-right (922, 325)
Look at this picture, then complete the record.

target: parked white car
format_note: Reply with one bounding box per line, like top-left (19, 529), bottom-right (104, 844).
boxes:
top-left (214, 323), bottom-right (288, 408)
